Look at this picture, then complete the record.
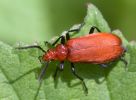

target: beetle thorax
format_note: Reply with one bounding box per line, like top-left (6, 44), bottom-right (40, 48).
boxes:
top-left (43, 44), bottom-right (68, 61)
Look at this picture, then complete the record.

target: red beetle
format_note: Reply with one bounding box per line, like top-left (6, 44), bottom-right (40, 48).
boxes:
top-left (17, 25), bottom-right (127, 94)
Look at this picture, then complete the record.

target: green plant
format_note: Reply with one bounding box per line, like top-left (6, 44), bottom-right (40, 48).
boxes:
top-left (0, 4), bottom-right (136, 100)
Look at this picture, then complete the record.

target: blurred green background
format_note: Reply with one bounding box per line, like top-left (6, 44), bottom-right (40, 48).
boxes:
top-left (0, 0), bottom-right (136, 45)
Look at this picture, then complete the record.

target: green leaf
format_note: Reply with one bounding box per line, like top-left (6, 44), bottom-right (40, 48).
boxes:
top-left (0, 41), bottom-right (43, 100)
top-left (79, 4), bottom-right (111, 36)
top-left (112, 30), bottom-right (129, 47)
top-left (127, 44), bottom-right (136, 72)
top-left (0, 0), bottom-right (53, 44)
top-left (0, 3), bottom-right (136, 100)
top-left (104, 45), bottom-right (136, 100)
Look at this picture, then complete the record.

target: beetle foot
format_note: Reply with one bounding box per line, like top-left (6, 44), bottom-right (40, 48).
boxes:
top-left (99, 64), bottom-right (108, 68)
top-left (82, 81), bottom-right (88, 95)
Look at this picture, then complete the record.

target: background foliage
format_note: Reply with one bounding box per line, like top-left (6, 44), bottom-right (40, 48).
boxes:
top-left (0, 1), bottom-right (136, 100)
top-left (0, 0), bottom-right (136, 44)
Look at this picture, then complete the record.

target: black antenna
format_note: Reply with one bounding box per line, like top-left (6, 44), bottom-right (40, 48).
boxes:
top-left (16, 45), bottom-right (46, 53)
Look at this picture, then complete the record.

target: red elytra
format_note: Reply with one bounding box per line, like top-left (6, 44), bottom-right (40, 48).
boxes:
top-left (43, 33), bottom-right (124, 64)
top-left (17, 26), bottom-right (127, 94)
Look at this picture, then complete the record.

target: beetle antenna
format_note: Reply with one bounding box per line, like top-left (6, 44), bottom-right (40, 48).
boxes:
top-left (38, 61), bottom-right (49, 82)
top-left (16, 45), bottom-right (46, 53)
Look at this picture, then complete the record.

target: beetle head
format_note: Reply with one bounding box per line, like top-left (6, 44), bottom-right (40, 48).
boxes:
top-left (42, 44), bottom-right (68, 61)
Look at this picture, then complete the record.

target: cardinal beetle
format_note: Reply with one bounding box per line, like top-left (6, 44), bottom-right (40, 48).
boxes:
top-left (17, 25), bottom-right (127, 94)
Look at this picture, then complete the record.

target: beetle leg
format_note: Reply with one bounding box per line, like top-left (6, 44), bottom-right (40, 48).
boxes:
top-left (60, 36), bottom-right (65, 44)
top-left (71, 63), bottom-right (88, 94)
top-left (52, 23), bottom-right (85, 44)
top-left (89, 26), bottom-right (101, 34)
top-left (53, 23), bottom-right (84, 43)
top-left (16, 45), bottom-right (46, 53)
top-left (66, 29), bottom-right (79, 40)
top-left (52, 36), bottom-right (66, 46)
top-left (120, 57), bottom-right (128, 71)
top-left (120, 57), bottom-right (128, 65)
top-left (53, 61), bottom-right (64, 80)
top-left (52, 27), bottom-right (79, 44)
top-left (44, 41), bottom-right (53, 46)
top-left (38, 61), bottom-right (49, 82)
top-left (66, 23), bottom-right (85, 40)
top-left (53, 66), bottom-right (59, 80)
top-left (38, 56), bottom-right (43, 63)
top-left (120, 47), bottom-right (128, 70)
